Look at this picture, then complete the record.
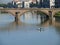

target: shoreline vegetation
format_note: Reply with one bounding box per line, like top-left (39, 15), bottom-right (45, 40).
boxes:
top-left (54, 12), bottom-right (60, 21)
top-left (54, 12), bottom-right (60, 18)
top-left (0, 4), bottom-right (7, 8)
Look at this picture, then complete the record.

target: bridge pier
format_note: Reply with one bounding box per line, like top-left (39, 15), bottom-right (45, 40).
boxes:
top-left (49, 11), bottom-right (53, 20)
top-left (15, 12), bottom-right (19, 22)
top-left (49, 11), bottom-right (54, 24)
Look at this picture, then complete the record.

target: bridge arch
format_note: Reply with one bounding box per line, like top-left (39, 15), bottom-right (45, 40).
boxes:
top-left (19, 10), bottom-right (49, 17)
top-left (1, 10), bottom-right (16, 16)
top-left (36, 11), bottom-right (49, 16)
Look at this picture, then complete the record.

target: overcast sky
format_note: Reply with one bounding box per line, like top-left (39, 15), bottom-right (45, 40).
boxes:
top-left (0, 0), bottom-right (12, 3)
top-left (0, 0), bottom-right (29, 3)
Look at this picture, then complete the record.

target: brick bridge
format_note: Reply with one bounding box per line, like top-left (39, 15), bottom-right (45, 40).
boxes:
top-left (0, 8), bottom-right (60, 21)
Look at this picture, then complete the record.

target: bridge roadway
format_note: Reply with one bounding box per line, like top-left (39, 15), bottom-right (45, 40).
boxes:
top-left (0, 8), bottom-right (60, 21)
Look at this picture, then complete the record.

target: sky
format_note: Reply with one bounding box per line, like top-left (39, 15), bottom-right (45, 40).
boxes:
top-left (0, 0), bottom-right (12, 3)
top-left (0, 0), bottom-right (29, 3)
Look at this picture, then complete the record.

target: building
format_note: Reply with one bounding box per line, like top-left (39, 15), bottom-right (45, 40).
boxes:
top-left (16, 2), bottom-right (22, 8)
top-left (29, 0), bottom-right (38, 8)
top-left (55, 0), bottom-right (60, 8)
top-left (7, 0), bottom-right (19, 8)
top-left (13, 0), bottom-right (19, 2)
top-left (38, 0), bottom-right (49, 8)
top-left (12, 0), bottom-right (21, 8)
top-left (50, 0), bottom-right (55, 8)
top-left (31, 0), bottom-right (36, 4)
top-left (43, 0), bottom-right (50, 8)
top-left (37, 0), bottom-right (40, 2)
top-left (38, 0), bottom-right (51, 8)
top-left (24, 2), bottom-right (30, 8)
top-left (7, 1), bottom-right (17, 8)
top-left (38, 0), bottom-right (43, 8)
top-left (22, 1), bottom-right (24, 8)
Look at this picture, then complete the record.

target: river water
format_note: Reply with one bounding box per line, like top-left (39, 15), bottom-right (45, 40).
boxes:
top-left (0, 12), bottom-right (60, 45)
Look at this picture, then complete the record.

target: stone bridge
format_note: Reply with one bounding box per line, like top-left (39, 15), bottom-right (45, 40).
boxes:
top-left (0, 8), bottom-right (60, 21)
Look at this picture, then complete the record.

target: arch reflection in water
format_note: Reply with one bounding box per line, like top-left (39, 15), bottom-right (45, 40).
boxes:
top-left (20, 11), bottom-right (47, 24)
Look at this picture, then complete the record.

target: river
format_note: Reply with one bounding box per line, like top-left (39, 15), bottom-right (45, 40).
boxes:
top-left (0, 12), bottom-right (60, 45)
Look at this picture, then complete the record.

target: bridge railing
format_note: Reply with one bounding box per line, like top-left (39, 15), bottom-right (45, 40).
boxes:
top-left (0, 8), bottom-right (60, 10)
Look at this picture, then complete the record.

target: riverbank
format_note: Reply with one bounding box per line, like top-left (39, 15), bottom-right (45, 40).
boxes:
top-left (54, 12), bottom-right (60, 17)
top-left (54, 12), bottom-right (60, 20)
top-left (0, 4), bottom-right (7, 8)
top-left (54, 12), bottom-right (60, 22)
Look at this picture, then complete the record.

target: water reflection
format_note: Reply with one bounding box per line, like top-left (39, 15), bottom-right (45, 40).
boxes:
top-left (20, 12), bottom-right (46, 24)
top-left (0, 12), bottom-right (60, 45)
